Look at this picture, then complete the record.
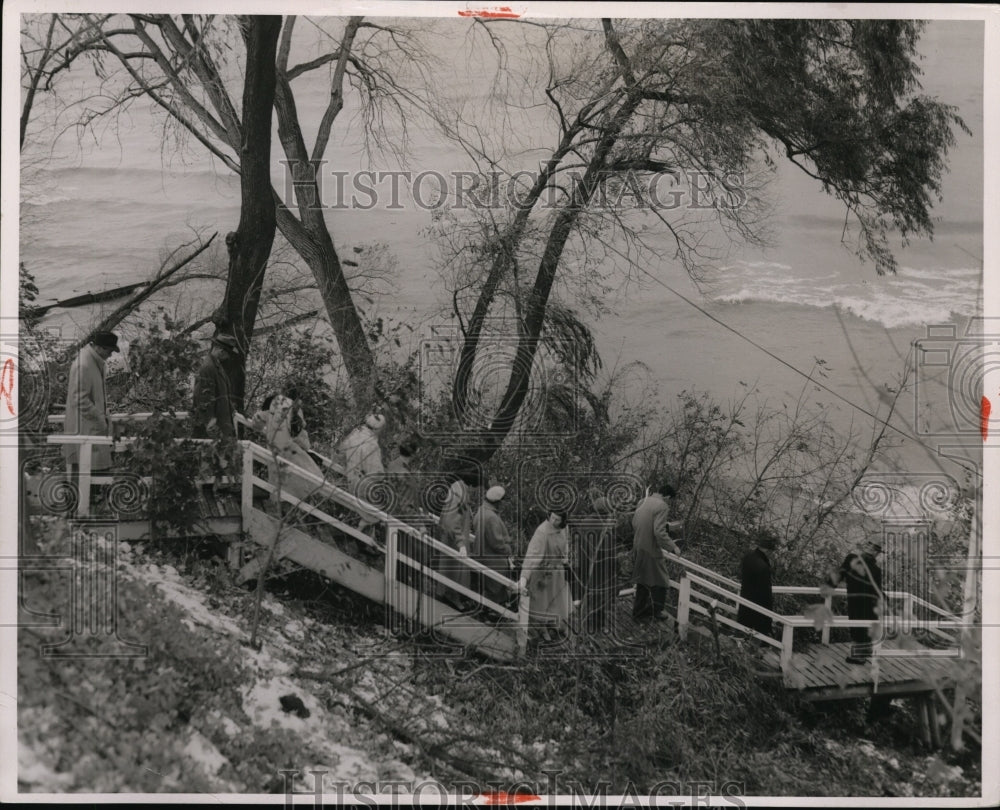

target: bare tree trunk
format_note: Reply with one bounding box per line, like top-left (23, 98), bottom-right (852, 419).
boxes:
top-left (214, 15), bottom-right (282, 412)
top-left (452, 134), bottom-right (583, 428)
top-left (274, 203), bottom-right (376, 406)
top-left (462, 89), bottom-right (642, 463)
top-left (272, 19), bottom-right (377, 406)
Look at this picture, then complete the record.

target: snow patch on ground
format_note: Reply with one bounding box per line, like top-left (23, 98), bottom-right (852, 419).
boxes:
top-left (241, 675), bottom-right (378, 782)
top-left (182, 730), bottom-right (230, 776)
top-left (119, 559), bottom-right (246, 639)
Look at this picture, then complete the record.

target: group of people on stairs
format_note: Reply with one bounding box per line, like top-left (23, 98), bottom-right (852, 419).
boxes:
top-left (59, 329), bottom-right (892, 672)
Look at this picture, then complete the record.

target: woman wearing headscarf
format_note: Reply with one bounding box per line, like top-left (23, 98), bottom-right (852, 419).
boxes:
top-left (435, 469), bottom-right (479, 603)
top-left (252, 392), bottom-right (323, 501)
top-left (519, 510), bottom-right (572, 639)
top-left (238, 391), bottom-right (328, 586)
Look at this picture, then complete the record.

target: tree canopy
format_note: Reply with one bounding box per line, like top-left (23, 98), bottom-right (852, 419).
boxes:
top-left (432, 17), bottom-right (967, 460)
top-left (20, 16), bottom-right (969, 452)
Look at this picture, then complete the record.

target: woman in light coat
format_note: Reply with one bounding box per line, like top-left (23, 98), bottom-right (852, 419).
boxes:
top-left (519, 511), bottom-right (572, 637)
top-left (435, 472), bottom-right (477, 598)
top-left (252, 393), bottom-right (323, 501)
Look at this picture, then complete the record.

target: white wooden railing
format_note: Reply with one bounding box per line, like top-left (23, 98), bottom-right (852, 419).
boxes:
top-left (41, 412), bottom-right (532, 653)
top-left (47, 412), bottom-right (963, 665)
top-left (241, 439), bottom-right (530, 652)
top-left (45, 412), bottom-right (203, 517)
top-left (659, 552), bottom-right (966, 670)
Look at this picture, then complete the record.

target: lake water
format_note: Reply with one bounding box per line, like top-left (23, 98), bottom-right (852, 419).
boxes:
top-left (17, 17), bottom-right (985, 483)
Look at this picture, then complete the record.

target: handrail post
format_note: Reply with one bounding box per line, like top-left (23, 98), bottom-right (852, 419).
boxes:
top-left (780, 623), bottom-right (794, 671)
top-left (241, 442), bottom-right (254, 525)
top-left (821, 593), bottom-right (832, 645)
top-left (517, 589), bottom-right (530, 655)
top-left (78, 440), bottom-right (93, 517)
top-left (677, 574), bottom-right (691, 642)
top-left (230, 443), bottom-right (255, 571)
top-left (385, 524), bottom-right (398, 620)
top-left (902, 592), bottom-right (913, 636)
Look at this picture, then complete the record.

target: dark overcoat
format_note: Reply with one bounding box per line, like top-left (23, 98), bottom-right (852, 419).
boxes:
top-left (191, 354), bottom-right (235, 439)
top-left (737, 548), bottom-right (773, 635)
top-left (827, 551), bottom-right (882, 644)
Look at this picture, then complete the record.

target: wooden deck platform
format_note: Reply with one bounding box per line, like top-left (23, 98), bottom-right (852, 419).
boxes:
top-left (762, 639), bottom-right (959, 699)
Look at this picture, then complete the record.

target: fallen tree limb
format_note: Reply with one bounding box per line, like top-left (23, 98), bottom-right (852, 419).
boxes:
top-left (345, 687), bottom-right (500, 783)
top-left (75, 232), bottom-right (218, 350)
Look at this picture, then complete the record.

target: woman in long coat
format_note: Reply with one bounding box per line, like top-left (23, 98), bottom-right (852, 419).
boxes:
top-left (519, 511), bottom-right (572, 636)
top-left (252, 393), bottom-right (323, 501)
top-left (239, 393), bottom-right (331, 585)
top-left (435, 473), bottom-right (476, 598)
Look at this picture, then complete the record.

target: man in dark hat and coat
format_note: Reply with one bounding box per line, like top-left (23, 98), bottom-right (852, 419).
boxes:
top-left (825, 537), bottom-right (884, 663)
top-left (192, 333), bottom-right (241, 439)
top-left (63, 331), bottom-right (119, 472)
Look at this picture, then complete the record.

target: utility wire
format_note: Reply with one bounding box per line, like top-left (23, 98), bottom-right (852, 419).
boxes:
top-left (635, 268), bottom-right (982, 477)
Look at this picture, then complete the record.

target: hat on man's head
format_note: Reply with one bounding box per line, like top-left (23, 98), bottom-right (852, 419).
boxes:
top-left (211, 333), bottom-right (242, 356)
top-left (365, 413), bottom-right (386, 432)
top-left (657, 481), bottom-right (677, 498)
top-left (92, 331), bottom-right (119, 352)
top-left (485, 485), bottom-right (506, 503)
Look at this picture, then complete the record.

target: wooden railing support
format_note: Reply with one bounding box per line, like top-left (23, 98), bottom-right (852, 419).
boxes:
top-left (677, 575), bottom-right (691, 642)
top-left (821, 593), bottom-right (833, 645)
top-left (77, 440), bottom-right (93, 517)
top-left (229, 443), bottom-right (256, 569)
top-left (517, 589), bottom-right (530, 655)
top-left (385, 525), bottom-right (399, 618)
top-left (241, 442), bottom-right (254, 523)
top-left (780, 623), bottom-right (795, 671)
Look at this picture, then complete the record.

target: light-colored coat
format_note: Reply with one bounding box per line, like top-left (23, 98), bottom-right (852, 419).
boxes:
top-left (252, 396), bottom-right (321, 501)
top-left (521, 519), bottom-right (571, 628)
top-left (437, 479), bottom-right (473, 591)
top-left (63, 344), bottom-right (111, 469)
top-left (339, 425), bottom-right (384, 493)
top-left (631, 493), bottom-right (679, 588)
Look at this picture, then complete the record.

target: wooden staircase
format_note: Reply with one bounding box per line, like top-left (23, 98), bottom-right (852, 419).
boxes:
top-left (34, 411), bottom-right (971, 700)
top-left (236, 439), bottom-right (528, 660)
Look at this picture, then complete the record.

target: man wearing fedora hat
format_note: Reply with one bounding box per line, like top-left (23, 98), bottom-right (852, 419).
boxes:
top-left (63, 331), bottom-right (119, 472)
top-left (192, 332), bottom-right (241, 439)
top-left (825, 537), bottom-right (884, 664)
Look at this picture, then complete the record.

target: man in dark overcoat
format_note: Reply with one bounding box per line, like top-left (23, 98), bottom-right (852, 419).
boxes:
top-left (192, 333), bottom-right (240, 439)
top-left (737, 532), bottom-right (778, 636)
top-left (825, 538), bottom-right (884, 662)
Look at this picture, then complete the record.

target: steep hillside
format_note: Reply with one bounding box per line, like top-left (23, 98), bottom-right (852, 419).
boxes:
top-left (17, 517), bottom-right (981, 799)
